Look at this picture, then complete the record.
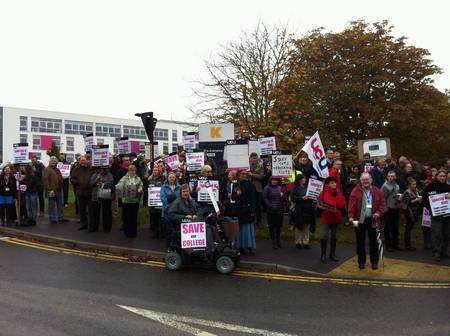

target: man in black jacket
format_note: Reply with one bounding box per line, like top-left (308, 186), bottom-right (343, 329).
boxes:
top-left (31, 155), bottom-right (45, 216)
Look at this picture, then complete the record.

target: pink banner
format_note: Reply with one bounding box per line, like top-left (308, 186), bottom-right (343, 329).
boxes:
top-left (40, 135), bottom-right (53, 150)
top-left (130, 141), bottom-right (140, 153)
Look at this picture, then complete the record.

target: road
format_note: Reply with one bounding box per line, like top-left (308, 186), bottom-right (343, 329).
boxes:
top-left (0, 239), bottom-right (449, 336)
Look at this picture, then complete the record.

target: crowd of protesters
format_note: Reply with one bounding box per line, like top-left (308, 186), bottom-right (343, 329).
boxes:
top-left (0, 147), bottom-right (449, 268)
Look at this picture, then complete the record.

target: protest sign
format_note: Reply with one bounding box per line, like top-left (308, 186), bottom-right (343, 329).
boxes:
top-left (248, 139), bottom-right (261, 157)
top-left (363, 163), bottom-right (374, 173)
top-left (186, 151), bottom-right (204, 172)
top-left (421, 208), bottom-right (432, 227)
top-left (428, 193), bottom-right (450, 217)
top-left (84, 133), bottom-right (94, 153)
top-left (181, 222), bottom-right (207, 249)
top-left (147, 186), bottom-right (162, 207)
top-left (145, 142), bottom-right (159, 160)
top-left (197, 180), bottom-right (219, 202)
top-left (182, 133), bottom-right (197, 150)
top-left (302, 131), bottom-right (329, 178)
top-left (13, 143), bottom-right (29, 164)
top-left (92, 145), bottom-right (110, 167)
top-left (56, 162), bottom-right (71, 179)
top-left (272, 154), bottom-right (292, 178)
top-left (358, 138), bottom-right (391, 160)
top-left (199, 123), bottom-right (234, 142)
top-left (224, 141), bottom-right (250, 171)
top-left (306, 178), bottom-right (324, 201)
top-left (118, 137), bottom-right (130, 155)
top-left (165, 154), bottom-right (180, 170)
top-left (259, 136), bottom-right (276, 156)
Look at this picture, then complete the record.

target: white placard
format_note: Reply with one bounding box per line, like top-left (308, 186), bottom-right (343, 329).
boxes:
top-left (13, 143), bottom-right (29, 164)
top-left (363, 139), bottom-right (388, 157)
top-left (248, 140), bottom-right (261, 157)
top-left (197, 180), bottom-right (219, 202)
top-left (92, 145), bottom-right (110, 167)
top-left (181, 222), bottom-right (207, 249)
top-left (145, 143), bottom-right (159, 159)
top-left (118, 139), bottom-right (130, 155)
top-left (272, 155), bottom-right (292, 178)
top-left (302, 131), bottom-right (329, 178)
top-left (429, 193), bottom-right (450, 217)
top-left (198, 123), bottom-right (234, 142)
top-left (84, 135), bottom-right (94, 153)
top-left (259, 137), bottom-right (276, 156)
top-left (165, 154), bottom-right (180, 170)
top-left (182, 134), bottom-right (197, 150)
top-left (148, 186), bottom-right (162, 207)
top-left (186, 152), bottom-right (204, 172)
top-left (421, 208), bottom-right (432, 227)
top-left (225, 144), bottom-right (250, 170)
top-left (56, 162), bottom-right (71, 179)
top-left (306, 178), bottom-right (324, 201)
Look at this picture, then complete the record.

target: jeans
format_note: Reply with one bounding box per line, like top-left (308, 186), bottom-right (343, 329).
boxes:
top-left (25, 192), bottom-right (38, 222)
top-left (38, 189), bottom-right (45, 213)
top-left (48, 192), bottom-right (64, 222)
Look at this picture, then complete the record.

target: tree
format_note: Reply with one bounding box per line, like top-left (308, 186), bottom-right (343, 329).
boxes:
top-left (192, 22), bottom-right (293, 137)
top-left (46, 143), bottom-right (60, 159)
top-left (270, 20), bottom-right (450, 162)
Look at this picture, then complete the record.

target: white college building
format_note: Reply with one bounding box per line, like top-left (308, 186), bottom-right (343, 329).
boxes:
top-left (0, 106), bottom-right (197, 165)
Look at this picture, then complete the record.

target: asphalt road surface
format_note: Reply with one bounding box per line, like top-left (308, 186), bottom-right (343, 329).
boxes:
top-left (0, 240), bottom-right (449, 336)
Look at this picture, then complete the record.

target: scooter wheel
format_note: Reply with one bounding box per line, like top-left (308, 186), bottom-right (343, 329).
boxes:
top-left (165, 252), bottom-right (182, 271)
top-left (216, 255), bottom-right (235, 274)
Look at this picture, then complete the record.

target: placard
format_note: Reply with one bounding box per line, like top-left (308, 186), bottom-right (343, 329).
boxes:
top-left (145, 142), bottom-right (159, 160)
top-left (306, 178), bottom-right (324, 201)
top-left (272, 154), bottom-right (292, 178)
top-left (225, 144), bottom-right (250, 170)
top-left (148, 186), bottom-right (162, 207)
top-left (92, 145), bottom-right (110, 167)
top-left (421, 208), bottom-right (432, 227)
top-left (118, 138), bottom-right (130, 155)
top-left (56, 162), bottom-right (71, 179)
top-left (181, 222), bottom-right (207, 249)
top-left (182, 134), bottom-right (197, 150)
top-left (84, 133), bottom-right (94, 153)
top-left (357, 138), bottom-right (391, 160)
top-left (429, 193), bottom-right (450, 217)
top-left (248, 140), bottom-right (261, 157)
top-left (13, 143), bottom-right (29, 164)
top-left (259, 136), bottom-right (276, 156)
top-left (165, 154), bottom-right (180, 170)
top-left (363, 164), bottom-right (374, 173)
top-left (197, 180), bottom-right (219, 202)
top-left (186, 152), bottom-right (204, 172)
top-left (199, 123), bottom-right (234, 142)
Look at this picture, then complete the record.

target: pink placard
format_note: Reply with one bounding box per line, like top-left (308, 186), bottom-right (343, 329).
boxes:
top-left (130, 141), bottom-right (140, 153)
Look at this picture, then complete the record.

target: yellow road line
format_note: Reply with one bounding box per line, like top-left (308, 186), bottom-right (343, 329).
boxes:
top-left (1, 237), bottom-right (449, 289)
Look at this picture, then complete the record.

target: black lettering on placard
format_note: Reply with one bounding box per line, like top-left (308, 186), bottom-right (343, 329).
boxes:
top-left (369, 144), bottom-right (379, 151)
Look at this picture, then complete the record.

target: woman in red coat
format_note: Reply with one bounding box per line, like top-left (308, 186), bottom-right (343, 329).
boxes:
top-left (318, 177), bottom-right (346, 263)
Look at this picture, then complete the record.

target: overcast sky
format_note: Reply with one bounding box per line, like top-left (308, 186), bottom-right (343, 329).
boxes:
top-left (0, 0), bottom-right (448, 121)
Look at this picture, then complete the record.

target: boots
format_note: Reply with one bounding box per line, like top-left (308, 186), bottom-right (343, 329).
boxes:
top-left (269, 227), bottom-right (278, 249)
top-left (320, 239), bottom-right (327, 263)
top-left (329, 239), bottom-right (339, 262)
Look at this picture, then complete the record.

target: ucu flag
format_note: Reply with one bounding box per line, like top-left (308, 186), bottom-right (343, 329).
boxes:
top-left (302, 131), bottom-right (329, 178)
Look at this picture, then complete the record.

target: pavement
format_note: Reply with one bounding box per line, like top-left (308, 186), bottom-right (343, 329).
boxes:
top-left (0, 241), bottom-right (449, 336)
top-left (1, 215), bottom-right (449, 282)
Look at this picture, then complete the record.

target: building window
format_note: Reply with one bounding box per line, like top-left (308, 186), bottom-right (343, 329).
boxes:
top-left (66, 137), bottom-right (75, 152)
top-left (65, 154), bottom-right (75, 163)
top-left (31, 117), bottom-right (62, 133)
top-left (97, 138), bottom-right (104, 145)
top-left (113, 141), bottom-right (118, 154)
top-left (20, 116), bottom-right (28, 131)
top-left (123, 125), bottom-right (146, 139)
top-left (154, 128), bottom-right (168, 141)
top-left (95, 123), bottom-right (121, 137)
top-left (171, 143), bottom-right (179, 153)
top-left (163, 142), bottom-right (169, 155)
top-left (65, 120), bottom-right (94, 135)
top-left (32, 136), bottom-right (41, 150)
top-left (51, 136), bottom-right (61, 148)
top-left (139, 142), bottom-right (146, 153)
top-left (20, 134), bottom-right (28, 144)
top-left (172, 130), bottom-right (178, 142)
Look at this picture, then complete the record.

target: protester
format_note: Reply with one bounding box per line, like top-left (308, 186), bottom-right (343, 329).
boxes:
top-left (168, 183), bottom-right (200, 222)
top-left (234, 170), bottom-right (256, 255)
top-left (358, 153), bottom-right (374, 173)
top-left (294, 155), bottom-right (316, 182)
top-left (31, 155), bottom-right (45, 216)
top-left (248, 153), bottom-right (265, 228)
top-left (328, 160), bottom-right (343, 194)
top-left (334, 152), bottom-right (348, 193)
top-left (325, 149), bottom-right (334, 168)
top-left (371, 159), bottom-right (388, 189)
top-left (59, 153), bottom-right (70, 207)
top-left (318, 176), bottom-right (346, 262)
top-left (147, 165), bottom-right (165, 238)
top-left (89, 168), bottom-right (114, 232)
top-left (222, 170), bottom-right (239, 221)
top-left (398, 162), bottom-right (417, 192)
top-left (0, 165), bottom-right (17, 226)
top-left (348, 173), bottom-right (385, 270)
top-left (70, 156), bottom-right (93, 230)
top-left (116, 165), bottom-right (143, 238)
top-left (400, 178), bottom-right (422, 251)
top-left (381, 171), bottom-right (401, 252)
top-left (263, 176), bottom-right (284, 249)
top-left (43, 156), bottom-right (65, 224)
top-left (160, 171), bottom-right (180, 237)
top-left (289, 174), bottom-right (314, 249)
top-left (422, 169), bottom-right (450, 261)
top-left (21, 165), bottom-right (40, 226)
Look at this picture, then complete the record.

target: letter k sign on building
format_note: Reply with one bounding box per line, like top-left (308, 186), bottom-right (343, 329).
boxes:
top-left (199, 123), bottom-right (235, 142)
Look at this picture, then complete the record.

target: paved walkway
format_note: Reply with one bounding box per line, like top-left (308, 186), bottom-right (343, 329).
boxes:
top-left (2, 216), bottom-right (449, 281)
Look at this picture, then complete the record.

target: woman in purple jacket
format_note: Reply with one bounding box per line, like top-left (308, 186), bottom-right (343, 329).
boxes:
top-left (263, 176), bottom-right (284, 249)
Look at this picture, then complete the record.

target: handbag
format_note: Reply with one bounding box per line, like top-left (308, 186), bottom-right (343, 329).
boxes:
top-left (97, 183), bottom-right (112, 200)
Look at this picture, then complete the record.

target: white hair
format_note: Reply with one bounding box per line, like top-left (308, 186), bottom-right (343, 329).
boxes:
top-left (360, 172), bottom-right (372, 181)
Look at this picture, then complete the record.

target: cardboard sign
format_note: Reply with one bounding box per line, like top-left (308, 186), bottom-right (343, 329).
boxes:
top-left (306, 178), bottom-right (324, 201)
top-left (429, 193), bottom-right (450, 217)
top-left (56, 162), bottom-right (71, 179)
top-left (272, 154), bottom-right (292, 178)
top-left (13, 143), bottom-right (29, 164)
top-left (186, 152), bottom-right (204, 172)
top-left (118, 138), bottom-right (130, 155)
top-left (92, 145), bottom-right (110, 167)
top-left (165, 154), bottom-right (180, 170)
top-left (421, 208), bottom-right (432, 227)
top-left (225, 143), bottom-right (250, 170)
top-left (197, 180), bottom-right (219, 202)
top-left (183, 134), bottom-right (197, 150)
top-left (259, 136), bottom-right (276, 156)
top-left (181, 222), bottom-right (207, 249)
top-left (363, 164), bottom-right (374, 173)
top-left (84, 133), bottom-right (94, 153)
top-left (19, 184), bottom-right (27, 192)
top-left (198, 123), bottom-right (234, 142)
top-left (358, 138), bottom-right (391, 160)
top-left (145, 142), bottom-right (159, 160)
top-left (148, 186), bottom-right (162, 207)
top-left (248, 140), bottom-right (261, 157)
top-left (302, 131), bottom-right (329, 178)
